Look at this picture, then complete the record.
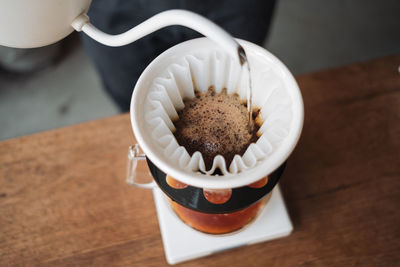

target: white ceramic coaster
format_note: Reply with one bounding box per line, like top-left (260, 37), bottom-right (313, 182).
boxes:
top-left (153, 185), bottom-right (293, 265)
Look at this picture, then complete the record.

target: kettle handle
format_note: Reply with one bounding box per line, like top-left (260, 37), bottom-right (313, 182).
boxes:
top-left (126, 144), bottom-right (156, 189)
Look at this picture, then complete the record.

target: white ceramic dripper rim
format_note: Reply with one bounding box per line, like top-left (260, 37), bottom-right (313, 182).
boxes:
top-left (130, 38), bottom-right (303, 189)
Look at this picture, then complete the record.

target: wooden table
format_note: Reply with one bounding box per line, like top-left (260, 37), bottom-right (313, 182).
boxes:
top-left (1, 55), bottom-right (399, 266)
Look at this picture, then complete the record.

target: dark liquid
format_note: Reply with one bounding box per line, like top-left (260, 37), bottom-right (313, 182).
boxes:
top-left (173, 86), bottom-right (260, 171)
top-left (171, 194), bottom-right (270, 234)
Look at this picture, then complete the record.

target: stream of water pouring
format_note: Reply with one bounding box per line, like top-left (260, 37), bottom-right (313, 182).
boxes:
top-left (238, 46), bottom-right (254, 131)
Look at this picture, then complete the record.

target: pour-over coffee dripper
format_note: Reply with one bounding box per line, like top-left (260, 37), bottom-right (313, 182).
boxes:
top-left (127, 38), bottom-right (304, 235)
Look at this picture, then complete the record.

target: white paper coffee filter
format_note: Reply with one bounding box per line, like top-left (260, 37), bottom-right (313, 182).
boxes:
top-left (143, 48), bottom-right (293, 176)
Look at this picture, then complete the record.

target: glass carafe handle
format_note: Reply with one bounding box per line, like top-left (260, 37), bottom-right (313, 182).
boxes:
top-left (126, 144), bottom-right (156, 189)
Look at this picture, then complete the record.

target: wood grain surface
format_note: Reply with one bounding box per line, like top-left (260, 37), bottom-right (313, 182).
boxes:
top-left (1, 55), bottom-right (400, 266)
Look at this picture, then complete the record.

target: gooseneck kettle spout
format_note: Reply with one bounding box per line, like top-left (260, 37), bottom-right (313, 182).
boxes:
top-left (72, 10), bottom-right (242, 65)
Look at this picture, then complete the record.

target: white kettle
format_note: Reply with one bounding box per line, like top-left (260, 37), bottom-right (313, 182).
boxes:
top-left (0, 0), bottom-right (91, 48)
top-left (0, 0), bottom-right (241, 63)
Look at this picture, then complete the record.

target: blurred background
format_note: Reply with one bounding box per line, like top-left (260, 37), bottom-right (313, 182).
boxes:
top-left (0, 0), bottom-right (399, 141)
